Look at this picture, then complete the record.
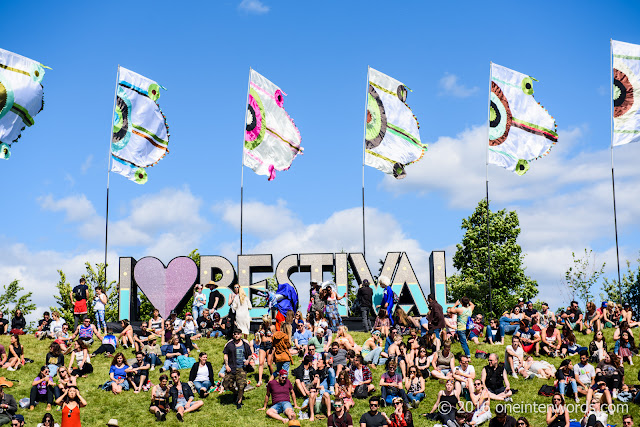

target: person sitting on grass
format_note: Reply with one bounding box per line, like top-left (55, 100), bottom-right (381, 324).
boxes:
top-left (540, 320), bottom-right (562, 357)
top-left (404, 366), bottom-right (425, 408)
top-left (430, 340), bottom-right (455, 380)
top-left (560, 327), bottom-right (586, 357)
top-left (380, 360), bottom-right (408, 406)
top-left (160, 335), bottom-right (187, 373)
top-left (389, 396), bottom-right (414, 427)
top-left (53, 324), bottom-right (71, 353)
top-left (143, 335), bottom-right (161, 371)
top-left (55, 367), bottom-right (76, 399)
top-left (574, 350), bottom-right (596, 397)
top-left (360, 396), bottom-right (390, 427)
top-left (45, 342), bottom-right (64, 378)
top-left (560, 301), bottom-right (584, 332)
top-left (189, 352), bottom-right (214, 398)
top-left (91, 328), bottom-right (117, 357)
top-left (292, 355), bottom-right (315, 399)
top-left (127, 351), bottom-right (150, 394)
top-left (488, 404), bottom-right (516, 427)
top-left (54, 386), bottom-right (86, 427)
top-left (105, 352), bottom-right (129, 395)
top-left (71, 317), bottom-right (102, 347)
top-left (169, 369), bottom-right (204, 423)
top-left (29, 366), bottom-right (55, 411)
top-left (47, 312), bottom-right (65, 340)
top-left (68, 341), bottom-right (92, 377)
top-left (292, 322), bottom-right (312, 357)
top-left (327, 397), bottom-right (352, 427)
top-left (335, 370), bottom-right (354, 411)
top-left (514, 320), bottom-right (540, 355)
top-left (425, 378), bottom-right (460, 426)
top-left (505, 335), bottom-right (529, 379)
top-left (258, 369), bottom-right (299, 424)
top-left (118, 319), bottom-right (135, 350)
top-left (469, 379), bottom-right (491, 426)
top-left (349, 354), bottom-right (375, 398)
top-left (614, 330), bottom-right (635, 365)
top-left (149, 374), bottom-right (170, 422)
top-left (361, 330), bottom-right (388, 368)
top-left (2, 334), bottom-right (24, 371)
top-left (556, 359), bottom-right (579, 403)
top-left (546, 393), bottom-right (570, 427)
top-left (36, 312), bottom-right (52, 340)
top-left (453, 354), bottom-right (476, 396)
top-left (522, 355), bottom-right (555, 379)
top-left (37, 412), bottom-right (58, 427)
top-left (481, 353), bottom-right (513, 402)
top-left (9, 310), bottom-right (25, 335)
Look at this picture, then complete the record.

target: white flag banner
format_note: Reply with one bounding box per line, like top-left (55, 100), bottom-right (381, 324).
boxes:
top-left (612, 40), bottom-right (640, 147)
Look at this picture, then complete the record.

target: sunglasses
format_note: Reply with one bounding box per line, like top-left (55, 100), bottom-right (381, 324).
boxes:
top-left (517, 423), bottom-right (526, 426)
top-left (394, 401), bottom-right (403, 405)
top-left (369, 403), bottom-right (379, 407)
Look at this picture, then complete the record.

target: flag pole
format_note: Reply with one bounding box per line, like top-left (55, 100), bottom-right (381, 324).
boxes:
top-left (486, 62), bottom-right (493, 314)
top-left (361, 66), bottom-right (370, 258)
top-left (104, 65), bottom-right (120, 282)
top-left (240, 67), bottom-right (251, 255)
top-left (610, 39), bottom-right (622, 302)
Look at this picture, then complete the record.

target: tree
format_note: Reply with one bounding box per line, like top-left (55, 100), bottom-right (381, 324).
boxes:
top-left (601, 252), bottom-right (640, 313)
top-left (0, 280), bottom-right (36, 330)
top-left (563, 249), bottom-right (605, 307)
top-left (51, 262), bottom-right (117, 326)
top-left (447, 199), bottom-right (538, 318)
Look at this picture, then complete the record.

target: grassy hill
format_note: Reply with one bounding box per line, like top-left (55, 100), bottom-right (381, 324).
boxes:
top-left (4, 327), bottom-right (639, 426)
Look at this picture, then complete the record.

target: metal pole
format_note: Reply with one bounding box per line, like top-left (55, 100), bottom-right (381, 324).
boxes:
top-left (240, 67), bottom-right (251, 255)
top-left (486, 62), bottom-right (493, 314)
top-left (610, 40), bottom-right (622, 301)
top-left (361, 66), bottom-right (370, 258)
top-left (104, 65), bottom-right (120, 281)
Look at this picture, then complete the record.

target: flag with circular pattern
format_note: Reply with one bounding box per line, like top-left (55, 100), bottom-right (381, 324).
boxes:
top-left (244, 69), bottom-right (302, 181)
top-left (488, 63), bottom-right (558, 175)
top-left (110, 66), bottom-right (169, 184)
top-left (364, 67), bottom-right (425, 179)
top-left (612, 40), bottom-right (640, 147)
top-left (0, 48), bottom-right (47, 161)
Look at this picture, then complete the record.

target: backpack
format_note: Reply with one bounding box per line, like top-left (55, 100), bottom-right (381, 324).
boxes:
top-left (538, 384), bottom-right (556, 396)
top-left (392, 290), bottom-right (399, 305)
top-left (354, 384), bottom-right (369, 399)
top-left (475, 350), bottom-right (488, 359)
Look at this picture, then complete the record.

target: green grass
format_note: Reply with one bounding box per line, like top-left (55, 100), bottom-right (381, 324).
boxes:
top-left (6, 328), bottom-right (639, 426)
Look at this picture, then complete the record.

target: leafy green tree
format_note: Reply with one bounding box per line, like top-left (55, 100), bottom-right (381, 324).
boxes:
top-left (51, 262), bottom-right (117, 326)
top-left (563, 249), bottom-right (605, 307)
top-left (601, 252), bottom-right (640, 312)
top-left (0, 280), bottom-right (36, 330)
top-left (447, 199), bottom-right (538, 318)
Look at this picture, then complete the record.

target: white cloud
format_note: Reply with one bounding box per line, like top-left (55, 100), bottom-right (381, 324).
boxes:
top-left (81, 155), bottom-right (93, 174)
top-left (39, 194), bottom-right (97, 223)
top-left (438, 73), bottom-right (479, 98)
top-left (214, 199), bottom-right (302, 239)
top-left (238, 0), bottom-right (269, 14)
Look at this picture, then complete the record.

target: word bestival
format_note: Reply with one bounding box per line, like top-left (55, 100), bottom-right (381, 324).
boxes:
top-left (117, 251), bottom-right (447, 321)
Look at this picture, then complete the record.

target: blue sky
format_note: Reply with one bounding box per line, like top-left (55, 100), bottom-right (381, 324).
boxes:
top-left (2, 0), bottom-right (640, 318)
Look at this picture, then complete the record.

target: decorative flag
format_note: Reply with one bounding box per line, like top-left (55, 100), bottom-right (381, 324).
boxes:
top-left (489, 63), bottom-right (558, 175)
top-left (364, 68), bottom-right (425, 179)
top-left (0, 48), bottom-right (47, 160)
top-left (612, 40), bottom-right (640, 147)
top-left (244, 69), bottom-right (302, 181)
top-left (111, 67), bottom-right (169, 184)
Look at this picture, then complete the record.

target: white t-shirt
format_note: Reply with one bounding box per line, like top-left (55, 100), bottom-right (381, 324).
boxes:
top-left (183, 320), bottom-right (197, 335)
top-left (49, 319), bottom-right (65, 334)
top-left (574, 362), bottom-right (596, 385)
top-left (454, 364), bottom-right (476, 387)
top-left (194, 364), bottom-right (209, 382)
top-left (505, 345), bottom-right (524, 369)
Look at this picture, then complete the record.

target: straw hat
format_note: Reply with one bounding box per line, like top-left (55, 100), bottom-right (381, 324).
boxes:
top-left (106, 419), bottom-right (119, 426)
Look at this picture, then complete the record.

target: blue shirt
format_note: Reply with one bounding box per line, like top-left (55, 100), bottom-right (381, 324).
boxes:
top-left (293, 329), bottom-right (312, 346)
top-left (110, 364), bottom-right (129, 380)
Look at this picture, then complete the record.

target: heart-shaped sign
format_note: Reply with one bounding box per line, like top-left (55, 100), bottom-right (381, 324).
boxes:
top-left (133, 256), bottom-right (198, 318)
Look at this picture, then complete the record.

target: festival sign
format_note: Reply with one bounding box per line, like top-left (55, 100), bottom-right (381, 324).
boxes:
top-left (117, 251), bottom-right (447, 321)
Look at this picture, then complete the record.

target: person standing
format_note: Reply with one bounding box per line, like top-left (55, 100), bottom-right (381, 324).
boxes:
top-left (379, 276), bottom-right (395, 326)
top-left (357, 279), bottom-right (374, 332)
top-left (70, 278), bottom-right (89, 331)
top-left (448, 297), bottom-right (474, 357)
top-left (223, 329), bottom-right (252, 409)
top-left (93, 287), bottom-right (108, 335)
top-left (231, 287), bottom-right (253, 339)
top-left (426, 294), bottom-right (445, 339)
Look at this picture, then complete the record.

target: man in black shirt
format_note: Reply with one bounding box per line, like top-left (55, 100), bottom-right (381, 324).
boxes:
top-left (206, 281), bottom-right (223, 312)
top-left (127, 352), bottom-right (150, 393)
top-left (357, 279), bottom-right (374, 332)
top-left (36, 312), bottom-right (52, 340)
top-left (222, 329), bottom-right (251, 409)
top-left (561, 300), bottom-right (584, 332)
top-left (488, 404), bottom-right (516, 427)
top-left (0, 313), bottom-right (8, 335)
top-left (481, 353), bottom-right (513, 402)
top-left (197, 309), bottom-right (213, 337)
top-left (359, 396), bottom-right (389, 427)
top-left (0, 385), bottom-right (17, 425)
top-left (70, 278), bottom-right (89, 330)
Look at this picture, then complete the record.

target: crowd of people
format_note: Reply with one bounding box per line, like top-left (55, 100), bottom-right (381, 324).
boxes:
top-left (0, 276), bottom-right (638, 426)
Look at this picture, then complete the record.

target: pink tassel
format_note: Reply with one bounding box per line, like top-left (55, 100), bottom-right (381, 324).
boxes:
top-left (268, 164), bottom-right (276, 181)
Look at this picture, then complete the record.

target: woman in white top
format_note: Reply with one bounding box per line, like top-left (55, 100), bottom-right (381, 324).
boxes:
top-left (231, 287), bottom-right (252, 338)
top-left (149, 309), bottom-right (164, 336)
top-left (182, 314), bottom-right (201, 341)
top-left (192, 284), bottom-right (207, 321)
top-left (37, 412), bottom-right (60, 427)
top-left (48, 312), bottom-right (66, 339)
top-left (469, 379), bottom-right (491, 426)
top-left (93, 287), bottom-right (108, 334)
top-left (68, 341), bottom-right (92, 377)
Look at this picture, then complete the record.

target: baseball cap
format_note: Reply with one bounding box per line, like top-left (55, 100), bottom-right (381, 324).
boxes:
top-left (12, 415), bottom-right (24, 422)
top-left (278, 369), bottom-right (288, 377)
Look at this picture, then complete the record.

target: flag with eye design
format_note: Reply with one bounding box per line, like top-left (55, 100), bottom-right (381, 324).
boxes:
top-left (110, 67), bottom-right (169, 184)
top-left (0, 48), bottom-right (47, 160)
top-left (488, 63), bottom-right (558, 175)
top-left (612, 40), bottom-right (640, 147)
top-left (364, 67), bottom-right (426, 179)
top-left (243, 69), bottom-right (302, 181)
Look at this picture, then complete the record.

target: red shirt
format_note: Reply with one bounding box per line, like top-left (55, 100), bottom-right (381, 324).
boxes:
top-left (266, 379), bottom-right (292, 405)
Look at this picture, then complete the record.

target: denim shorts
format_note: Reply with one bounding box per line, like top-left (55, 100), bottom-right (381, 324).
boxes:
top-left (271, 401), bottom-right (293, 414)
top-left (175, 397), bottom-right (188, 409)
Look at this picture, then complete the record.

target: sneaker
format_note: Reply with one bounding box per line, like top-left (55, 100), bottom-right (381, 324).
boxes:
top-left (511, 389), bottom-right (519, 394)
top-left (512, 372), bottom-right (518, 379)
top-left (236, 402), bottom-right (243, 410)
top-left (159, 368), bottom-right (164, 373)
top-left (155, 410), bottom-right (163, 421)
top-left (505, 396), bottom-right (513, 402)
top-left (176, 412), bottom-right (183, 422)
top-left (612, 390), bottom-right (618, 399)
top-left (574, 396), bottom-right (580, 403)
top-left (150, 366), bottom-right (155, 371)
top-left (6, 367), bottom-right (14, 372)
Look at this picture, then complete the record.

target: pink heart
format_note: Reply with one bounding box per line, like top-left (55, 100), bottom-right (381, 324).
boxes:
top-left (133, 256), bottom-right (198, 319)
